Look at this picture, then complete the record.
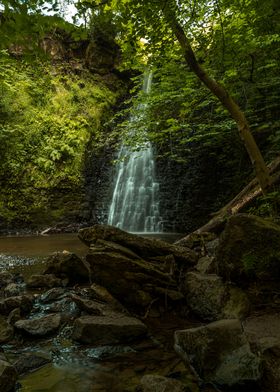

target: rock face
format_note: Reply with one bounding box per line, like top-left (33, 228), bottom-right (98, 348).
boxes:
top-left (15, 313), bottom-right (61, 336)
top-left (0, 359), bottom-right (17, 392)
top-left (72, 313), bottom-right (147, 345)
top-left (78, 225), bottom-right (197, 265)
top-left (182, 272), bottom-right (250, 321)
top-left (174, 319), bottom-right (261, 386)
top-left (216, 214), bottom-right (280, 283)
top-left (43, 251), bottom-right (90, 284)
top-left (137, 374), bottom-right (188, 392)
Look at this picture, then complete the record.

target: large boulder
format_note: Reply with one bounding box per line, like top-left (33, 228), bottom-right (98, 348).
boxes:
top-left (15, 313), bottom-right (61, 336)
top-left (0, 294), bottom-right (33, 315)
top-left (174, 319), bottom-right (261, 387)
top-left (257, 338), bottom-right (280, 392)
top-left (216, 214), bottom-right (280, 284)
top-left (137, 375), bottom-right (188, 392)
top-left (0, 359), bottom-right (17, 392)
top-left (0, 317), bottom-right (13, 343)
top-left (14, 353), bottom-right (51, 376)
top-left (78, 225), bottom-right (197, 266)
top-left (26, 274), bottom-right (62, 289)
top-left (182, 272), bottom-right (250, 321)
top-left (72, 312), bottom-right (147, 345)
top-left (43, 251), bottom-right (90, 284)
top-left (86, 250), bottom-right (181, 309)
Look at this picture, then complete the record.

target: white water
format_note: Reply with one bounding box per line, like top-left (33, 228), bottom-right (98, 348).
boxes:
top-left (108, 72), bottom-right (162, 232)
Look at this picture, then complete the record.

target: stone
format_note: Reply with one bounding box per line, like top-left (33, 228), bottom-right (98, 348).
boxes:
top-left (92, 239), bottom-right (141, 259)
top-left (195, 256), bottom-right (216, 274)
top-left (72, 312), bottom-right (147, 345)
top-left (14, 353), bottom-right (51, 375)
top-left (26, 274), bottom-right (62, 289)
top-left (4, 283), bottom-right (23, 297)
top-left (70, 294), bottom-right (104, 315)
top-left (15, 313), bottom-right (61, 336)
top-left (175, 232), bottom-right (217, 251)
top-left (0, 272), bottom-right (13, 288)
top-left (7, 308), bottom-right (21, 325)
top-left (216, 214), bottom-right (280, 283)
top-left (86, 250), bottom-right (178, 309)
top-left (89, 283), bottom-right (125, 312)
top-left (0, 317), bottom-right (14, 344)
top-left (137, 375), bottom-right (188, 392)
top-left (43, 251), bottom-right (90, 284)
top-left (205, 238), bottom-right (220, 256)
top-left (257, 338), bottom-right (280, 392)
top-left (44, 298), bottom-right (80, 320)
top-left (0, 359), bottom-right (17, 392)
top-left (182, 272), bottom-right (250, 321)
top-left (0, 294), bottom-right (33, 315)
top-left (39, 288), bottom-right (65, 304)
top-left (78, 225), bottom-right (197, 265)
top-left (174, 319), bottom-right (261, 386)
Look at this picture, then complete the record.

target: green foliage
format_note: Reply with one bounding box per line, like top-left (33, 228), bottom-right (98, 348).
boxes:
top-left (248, 191), bottom-right (280, 218)
top-left (0, 51), bottom-right (117, 224)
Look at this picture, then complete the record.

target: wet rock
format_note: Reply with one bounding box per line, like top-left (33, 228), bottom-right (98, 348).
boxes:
top-left (4, 283), bottom-right (24, 297)
top-left (216, 214), bottom-right (280, 283)
top-left (174, 319), bottom-right (261, 386)
top-left (92, 239), bottom-right (141, 259)
top-left (205, 238), bottom-right (220, 256)
top-left (44, 298), bottom-right (80, 320)
top-left (43, 251), bottom-right (90, 284)
top-left (0, 272), bottom-right (13, 288)
top-left (14, 353), bottom-right (51, 375)
top-left (39, 288), bottom-right (65, 304)
top-left (15, 313), bottom-right (61, 336)
top-left (26, 274), bottom-right (62, 289)
top-left (257, 337), bottom-right (280, 392)
top-left (0, 317), bottom-right (14, 343)
top-left (79, 225), bottom-right (197, 265)
top-left (0, 294), bottom-right (33, 315)
top-left (89, 283), bottom-right (125, 312)
top-left (70, 294), bottom-right (104, 315)
top-left (0, 359), bottom-right (17, 392)
top-left (86, 250), bottom-right (178, 309)
top-left (7, 308), bottom-right (21, 325)
top-left (195, 256), bottom-right (216, 274)
top-left (137, 374), bottom-right (188, 392)
top-left (183, 272), bottom-right (250, 321)
top-left (175, 232), bottom-right (217, 251)
top-left (72, 312), bottom-right (147, 345)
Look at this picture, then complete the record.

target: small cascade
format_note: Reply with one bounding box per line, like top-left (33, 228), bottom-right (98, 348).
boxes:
top-left (108, 72), bottom-right (162, 233)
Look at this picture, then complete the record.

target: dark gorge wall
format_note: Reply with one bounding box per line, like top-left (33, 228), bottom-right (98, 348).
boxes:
top-left (155, 136), bottom-right (251, 233)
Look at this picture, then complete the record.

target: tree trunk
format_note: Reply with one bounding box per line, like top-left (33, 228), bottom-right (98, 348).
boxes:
top-left (163, 5), bottom-right (271, 193)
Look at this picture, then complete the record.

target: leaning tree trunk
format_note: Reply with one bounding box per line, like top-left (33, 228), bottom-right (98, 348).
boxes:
top-left (163, 5), bottom-right (272, 193)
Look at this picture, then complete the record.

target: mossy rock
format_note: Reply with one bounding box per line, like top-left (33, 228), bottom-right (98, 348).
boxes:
top-left (216, 214), bottom-right (280, 284)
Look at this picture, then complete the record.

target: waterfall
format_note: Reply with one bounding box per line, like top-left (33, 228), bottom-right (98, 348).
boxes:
top-left (107, 72), bottom-right (162, 233)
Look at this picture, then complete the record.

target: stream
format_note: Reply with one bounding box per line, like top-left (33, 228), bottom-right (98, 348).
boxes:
top-left (0, 232), bottom-right (190, 392)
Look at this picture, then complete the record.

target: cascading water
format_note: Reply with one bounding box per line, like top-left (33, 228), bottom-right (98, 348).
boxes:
top-left (108, 72), bottom-right (162, 232)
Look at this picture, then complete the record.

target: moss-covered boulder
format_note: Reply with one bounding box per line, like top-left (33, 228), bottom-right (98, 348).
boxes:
top-left (182, 272), bottom-right (250, 321)
top-left (216, 214), bottom-right (280, 284)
